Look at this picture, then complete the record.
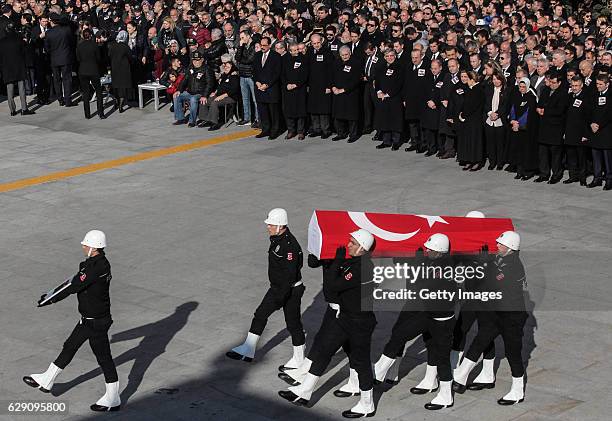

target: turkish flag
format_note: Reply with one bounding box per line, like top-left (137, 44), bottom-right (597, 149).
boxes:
top-left (308, 210), bottom-right (514, 259)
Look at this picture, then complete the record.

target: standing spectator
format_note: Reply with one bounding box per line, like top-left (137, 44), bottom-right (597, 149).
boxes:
top-left (158, 16), bottom-right (186, 53)
top-left (587, 75), bottom-right (612, 190)
top-left (172, 51), bottom-right (215, 127)
top-left (186, 14), bottom-right (209, 48)
top-left (374, 49), bottom-right (404, 150)
top-left (306, 33), bottom-right (333, 139)
top-left (108, 30), bottom-right (133, 113)
top-left (404, 48), bottom-right (429, 153)
top-left (457, 70), bottom-right (485, 171)
top-left (421, 59), bottom-right (444, 156)
top-left (331, 46), bottom-right (362, 143)
top-left (200, 28), bottom-right (227, 75)
top-left (45, 12), bottom-right (75, 107)
top-left (253, 36), bottom-right (282, 139)
top-left (126, 21), bottom-right (146, 86)
top-left (484, 73), bottom-right (509, 170)
top-left (507, 78), bottom-right (539, 181)
top-left (235, 29), bottom-right (257, 126)
top-left (281, 43), bottom-right (309, 140)
top-left (198, 55), bottom-right (239, 130)
top-left (76, 28), bottom-right (105, 119)
top-left (30, 14), bottom-right (51, 105)
top-left (0, 23), bottom-right (34, 115)
top-left (563, 76), bottom-right (591, 186)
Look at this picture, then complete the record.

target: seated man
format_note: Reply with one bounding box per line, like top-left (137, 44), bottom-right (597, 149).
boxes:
top-left (172, 51), bottom-right (216, 127)
top-left (198, 55), bottom-right (241, 130)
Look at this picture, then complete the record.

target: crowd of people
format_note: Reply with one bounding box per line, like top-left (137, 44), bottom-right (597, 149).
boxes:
top-left (0, 0), bottom-right (610, 187)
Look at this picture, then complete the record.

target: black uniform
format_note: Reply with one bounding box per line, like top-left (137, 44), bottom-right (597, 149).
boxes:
top-left (249, 229), bottom-right (305, 346)
top-left (41, 251), bottom-right (118, 384)
top-left (464, 252), bottom-right (528, 378)
top-left (282, 54), bottom-right (309, 136)
top-left (382, 253), bottom-right (457, 382)
top-left (309, 250), bottom-right (377, 391)
top-left (306, 47), bottom-right (334, 136)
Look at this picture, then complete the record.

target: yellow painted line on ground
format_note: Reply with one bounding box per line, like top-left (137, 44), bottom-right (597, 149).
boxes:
top-left (0, 129), bottom-right (259, 194)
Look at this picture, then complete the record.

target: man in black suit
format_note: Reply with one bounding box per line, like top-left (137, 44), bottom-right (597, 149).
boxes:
top-left (253, 36), bottom-right (282, 140)
top-left (76, 28), bottom-right (105, 119)
top-left (31, 15), bottom-right (52, 105)
top-left (45, 13), bottom-right (75, 106)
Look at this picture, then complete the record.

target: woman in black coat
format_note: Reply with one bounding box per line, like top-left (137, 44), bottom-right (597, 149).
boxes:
top-left (507, 78), bottom-right (539, 180)
top-left (76, 28), bottom-right (105, 119)
top-left (331, 46), bottom-right (363, 142)
top-left (0, 24), bottom-right (33, 115)
top-left (457, 70), bottom-right (485, 171)
top-left (373, 49), bottom-right (405, 150)
top-left (108, 30), bottom-right (133, 113)
top-left (484, 72), bottom-right (510, 170)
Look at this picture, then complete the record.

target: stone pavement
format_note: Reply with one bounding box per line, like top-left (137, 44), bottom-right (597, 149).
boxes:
top-left (0, 98), bottom-right (611, 421)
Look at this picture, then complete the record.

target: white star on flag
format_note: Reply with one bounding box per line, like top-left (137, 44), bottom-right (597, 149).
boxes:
top-left (416, 215), bottom-right (449, 228)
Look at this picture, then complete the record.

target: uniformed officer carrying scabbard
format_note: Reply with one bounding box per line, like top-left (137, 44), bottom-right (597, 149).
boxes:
top-left (226, 208), bottom-right (306, 370)
top-left (23, 230), bottom-right (121, 412)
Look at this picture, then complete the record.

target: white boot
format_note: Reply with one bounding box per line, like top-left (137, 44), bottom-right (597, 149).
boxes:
top-left (280, 358), bottom-right (312, 385)
top-left (452, 357), bottom-right (477, 393)
top-left (228, 332), bottom-right (260, 361)
top-left (385, 355), bottom-right (403, 384)
top-left (373, 354), bottom-right (395, 383)
top-left (278, 372), bottom-right (319, 405)
top-left (334, 368), bottom-right (360, 397)
top-left (450, 350), bottom-right (463, 371)
top-left (470, 358), bottom-right (495, 389)
top-left (425, 380), bottom-right (453, 410)
top-left (281, 344), bottom-right (305, 371)
top-left (27, 363), bottom-right (62, 392)
top-left (91, 381), bottom-right (121, 411)
top-left (411, 364), bottom-right (438, 394)
top-left (498, 376), bottom-right (524, 405)
top-left (342, 389), bottom-right (375, 417)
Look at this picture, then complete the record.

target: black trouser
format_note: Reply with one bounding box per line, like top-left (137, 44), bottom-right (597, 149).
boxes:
top-left (309, 114), bottom-right (331, 135)
top-left (250, 285), bottom-right (305, 346)
top-left (465, 311), bottom-right (527, 377)
top-left (452, 311), bottom-right (495, 359)
top-left (79, 75), bottom-right (103, 118)
top-left (538, 144), bottom-right (564, 179)
top-left (422, 128), bottom-right (438, 153)
top-left (307, 306), bottom-right (351, 362)
top-left (591, 149), bottom-right (612, 183)
top-left (286, 117), bottom-right (306, 135)
top-left (54, 316), bottom-right (118, 383)
top-left (52, 64), bottom-right (73, 105)
top-left (35, 64), bottom-right (51, 101)
top-left (257, 101), bottom-right (281, 135)
top-left (382, 311), bottom-right (454, 381)
top-left (310, 312), bottom-right (377, 391)
top-left (363, 84), bottom-right (376, 131)
top-left (407, 119), bottom-right (423, 148)
top-left (565, 145), bottom-right (588, 180)
top-left (335, 119), bottom-right (358, 139)
top-left (485, 125), bottom-right (506, 167)
top-left (381, 131), bottom-right (401, 146)
top-left (443, 134), bottom-right (456, 155)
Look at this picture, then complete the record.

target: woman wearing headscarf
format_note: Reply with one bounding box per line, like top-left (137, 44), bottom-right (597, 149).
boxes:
top-left (108, 30), bottom-right (133, 113)
top-left (506, 77), bottom-right (539, 180)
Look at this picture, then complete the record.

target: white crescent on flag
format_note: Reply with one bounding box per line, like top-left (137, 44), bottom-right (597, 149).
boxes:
top-left (348, 211), bottom-right (420, 242)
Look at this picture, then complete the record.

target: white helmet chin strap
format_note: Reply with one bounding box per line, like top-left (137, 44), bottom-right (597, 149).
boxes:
top-left (87, 247), bottom-right (93, 257)
top-left (276, 225), bottom-right (280, 235)
top-left (356, 245), bottom-right (363, 255)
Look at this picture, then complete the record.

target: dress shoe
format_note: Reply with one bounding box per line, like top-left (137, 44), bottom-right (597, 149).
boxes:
top-left (188, 122), bottom-right (196, 127)
top-left (251, 121), bottom-right (260, 129)
top-left (172, 119), bottom-right (187, 125)
top-left (424, 402), bottom-right (453, 410)
top-left (521, 174), bottom-right (535, 181)
top-left (225, 351), bottom-right (253, 362)
top-left (341, 409), bottom-right (375, 418)
top-left (285, 132), bottom-right (296, 139)
top-left (99, 113), bottom-right (106, 119)
top-left (297, 134), bottom-right (305, 140)
top-left (488, 164), bottom-right (495, 170)
top-left (467, 382), bottom-right (495, 391)
top-left (268, 132), bottom-right (281, 140)
top-left (332, 135), bottom-right (347, 141)
top-left (440, 152), bottom-right (455, 159)
top-left (410, 386), bottom-right (438, 395)
top-left (462, 164), bottom-right (474, 171)
top-left (580, 178), bottom-right (587, 186)
top-left (452, 381), bottom-right (467, 394)
top-left (497, 397), bottom-right (524, 406)
top-left (208, 123), bottom-right (222, 131)
top-left (333, 390), bottom-right (360, 398)
top-left (90, 404), bottom-right (120, 412)
top-left (21, 109), bottom-right (36, 115)
top-left (587, 179), bottom-right (602, 188)
top-left (10, 110), bottom-right (18, 116)
top-left (391, 144), bottom-right (400, 151)
top-left (563, 177), bottom-right (579, 184)
top-left (277, 372), bottom-right (300, 386)
top-left (533, 176), bottom-right (549, 183)
top-left (308, 131), bottom-right (321, 138)
top-left (470, 163), bottom-right (484, 171)
top-left (236, 119), bottom-right (249, 126)
top-left (548, 176), bottom-right (562, 184)
top-left (376, 144), bottom-right (391, 149)
top-left (496, 165), bottom-right (505, 170)
top-left (604, 182), bottom-right (612, 191)
top-left (504, 165), bottom-right (517, 173)
top-left (405, 145), bottom-right (417, 152)
top-left (278, 390), bottom-right (309, 406)
top-left (255, 132), bottom-right (269, 138)
top-left (198, 120), bottom-right (213, 128)
top-left (425, 150), bottom-right (437, 157)
top-left (321, 132), bottom-right (332, 139)
top-left (514, 173), bottom-right (522, 179)
top-left (347, 136), bottom-right (359, 143)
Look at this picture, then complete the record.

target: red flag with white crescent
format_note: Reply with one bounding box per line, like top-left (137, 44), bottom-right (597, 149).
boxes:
top-left (308, 210), bottom-right (514, 259)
